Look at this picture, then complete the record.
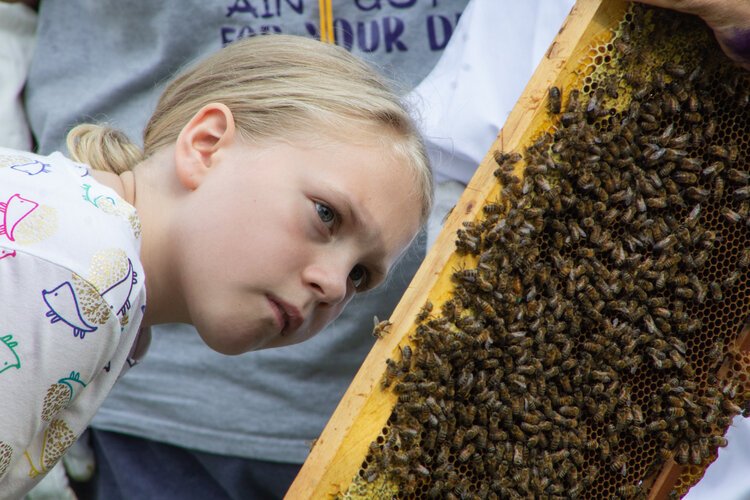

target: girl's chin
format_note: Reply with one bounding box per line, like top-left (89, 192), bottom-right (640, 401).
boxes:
top-left (198, 325), bottom-right (272, 355)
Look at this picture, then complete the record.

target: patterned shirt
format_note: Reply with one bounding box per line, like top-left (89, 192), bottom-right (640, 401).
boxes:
top-left (0, 147), bottom-right (146, 497)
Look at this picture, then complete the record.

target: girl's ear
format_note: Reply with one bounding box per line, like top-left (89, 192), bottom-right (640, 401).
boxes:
top-left (174, 103), bottom-right (236, 190)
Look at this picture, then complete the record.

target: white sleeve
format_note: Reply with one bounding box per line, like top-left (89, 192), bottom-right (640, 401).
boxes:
top-left (0, 248), bottom-right (124, 497)
top-left (407, 0), bottom-right (576, 185)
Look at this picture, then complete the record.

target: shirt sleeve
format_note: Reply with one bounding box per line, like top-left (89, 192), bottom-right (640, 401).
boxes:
top-left (0, 246), bottom-right (127, 497)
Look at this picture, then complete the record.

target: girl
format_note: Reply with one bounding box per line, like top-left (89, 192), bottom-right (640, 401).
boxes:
top-left (0, 34), bottom-right (431, 496)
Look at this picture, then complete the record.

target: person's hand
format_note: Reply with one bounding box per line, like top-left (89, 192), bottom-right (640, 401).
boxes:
top-left (0, 0), bottom-right (38, 9)
top-left (633, 0), bottom-right (750, 70)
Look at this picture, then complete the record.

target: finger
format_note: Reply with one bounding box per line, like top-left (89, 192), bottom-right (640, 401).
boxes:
top-left (627, 0), bottom-right (704, 16)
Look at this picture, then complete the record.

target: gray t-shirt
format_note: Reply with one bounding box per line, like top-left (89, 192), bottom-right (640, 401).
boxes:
top-left (25, 0), bottom-right (468, 462)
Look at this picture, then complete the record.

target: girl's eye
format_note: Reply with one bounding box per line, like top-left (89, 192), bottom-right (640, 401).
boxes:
top-left (315, 201), bottom-right (336, 228)
top-left (349, 265), bottom-right (368, 290)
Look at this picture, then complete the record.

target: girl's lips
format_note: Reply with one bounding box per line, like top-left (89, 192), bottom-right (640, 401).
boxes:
top-left (267, 295), bottom-right (303, 336)
top-left (267, 297), bottom-right (286, 333)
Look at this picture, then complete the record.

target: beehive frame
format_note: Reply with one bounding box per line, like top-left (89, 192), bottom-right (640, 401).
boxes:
top-left (287, 1), bottom-right (750, 498)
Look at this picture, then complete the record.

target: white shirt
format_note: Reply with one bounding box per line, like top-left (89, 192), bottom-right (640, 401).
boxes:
top-left (0, 147), bottom-right (146, 497)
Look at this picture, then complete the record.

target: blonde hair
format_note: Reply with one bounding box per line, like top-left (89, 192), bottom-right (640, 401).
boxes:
top-left (66, 35), bottom-right (433, 223)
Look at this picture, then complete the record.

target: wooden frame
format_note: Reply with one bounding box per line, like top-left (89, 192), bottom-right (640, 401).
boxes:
top-left (286, 1), bottom-right (629, 496)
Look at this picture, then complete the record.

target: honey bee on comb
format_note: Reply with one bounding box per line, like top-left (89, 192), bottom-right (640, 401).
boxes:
top-left (548, 86), bottom-right (563, 114)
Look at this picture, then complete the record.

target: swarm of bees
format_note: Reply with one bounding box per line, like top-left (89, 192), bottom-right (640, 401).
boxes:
top-left (351, 4), bottom-right (750, 499)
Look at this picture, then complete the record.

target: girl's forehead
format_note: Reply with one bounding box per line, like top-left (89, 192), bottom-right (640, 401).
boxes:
top-left (304, 140), bottom-right (420, 244)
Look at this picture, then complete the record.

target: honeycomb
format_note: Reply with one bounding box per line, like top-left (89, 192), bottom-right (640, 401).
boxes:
top-left (342, 4), bottom-right (750, 499)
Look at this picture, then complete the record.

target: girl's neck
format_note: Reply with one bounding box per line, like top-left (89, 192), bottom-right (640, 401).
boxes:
top-left (90, 150), bottom-right (190, 328)
top-left (89, 169), bottom-right (136, 207)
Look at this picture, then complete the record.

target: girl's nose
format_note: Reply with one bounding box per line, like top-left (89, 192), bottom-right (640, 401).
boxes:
top-left (302, 261), bottom-right (350, 306)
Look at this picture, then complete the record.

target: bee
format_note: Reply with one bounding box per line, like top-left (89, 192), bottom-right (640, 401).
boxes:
top-left (457, 443), bottom-right (475, 463)
top-left (647, 419), bottom-right (668, 433)
top-left (395, 380), bottom-right (417, 395)
top-left (391, 450), bottom-right (409, 466)
top-left (493, 150), bottom-right (522, 166)
top-left (667, 273), bottom-right (690, 288)
top-left (690, 443), bottom-right (703, 465)
top-left (654, 233), bottom-right (678, 252)
top-left (734, 185), bottom-right (750, 201)
top-left (363, 468), bottom-right (379, 483)
top-left (397, 344), bottom-right (413, 366)
top-left (591, 402), bottom-right (608, 424)
top-left (641, 111), bottom-right (658, 125)
top-left (610, 453), bottom-right (627, 476)
top-left (711, 435), bottom-right (729, 448)
top-left (709, 144), bottom-right (729, 159)
top-left (397, 391), bottom-right (417, 403)
top-left (565, 88), bottom-right (581, 113)
top-left (702, 161), bottom-right (724, 179)
top-left (372, 317), bottom-right (392, 339)
top-left (618, 484), bottom-right (643, 497)
top-left (577, 247), bottom-right (596, 259)
top-left (415, 300), bottom-right (433, 322)
top-left (698, 114), bottom-right (716, 139)
top-left (382, 358), bottom-right (400, 388)
top-left (441, 298), bottom-right (463, 321)
top-left (385, 429), bottom-right (403, 451)
top-left (738, 249), bottom-right (750, 270)
top-left (687, 92), bottom-right (701, 113)
top-left (722, 207), bottom-right (743, 224)
top-left (663, 92), bottom-right (681, 114)
top-left (475, 427), bottom-right (489, 450)
top-left (401, 423), bottom-right (422, 441)
top-left (673, 171), bottom-right (698, 185)
top-left (722, 380), bottom-right (740, 400)
top-left (406, 462), bottom-right (429, 482)
top-left (525, 163), bottom-right (549, 178)
top-left (457, 371), bottom-right (475, 399)
top-left (668, 407), bottom-right (687, 419)
top-left (640, 119), bottom-right (660, 131)
top-left (520, 421), bottom-right (539, 435)
top-left (723, 270), bottom-right (741, 291)
top-left (737, 86), bottom-right (750, 108)
top-left (598, 437), bottom-right (611, 459)
top-left (561, 110), bottom-right (583, 127)
top-left (482, 202), bottom-right (503, 216)
top-left (559, 405), bottom-right (580, 418)
top-left (455, 231), bottom-right (479, 253)
top-left (727, 168), bottom-right (750, 185)
top-left (712, 176), bottom-right (726, 201)
top-left (476, 275), bottom-right (495, 293)
top-left (685, 186), bottom-right (710, 202)
top-left (686, 63), bottom-right (705, 82)
top-left (666, 77), bottom-right (686, 99)
top-left (708, 281), bottom-right (724, 302)
top-left (548, 86), bottom-right (562, 114)
top-left (433, 442), bottom-right (451, 467)
top-left (676, 441), bottom-right (690, 464)
top-left (633, 83), bottom-right (653, 101)
top-left (614, 37), bottom-right (633, 56)
top-left (586, 88), bottom-right (606, 121)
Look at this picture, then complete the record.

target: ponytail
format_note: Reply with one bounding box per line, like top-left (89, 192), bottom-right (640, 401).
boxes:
top-left (65, 124), bottom-right (143, 174)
